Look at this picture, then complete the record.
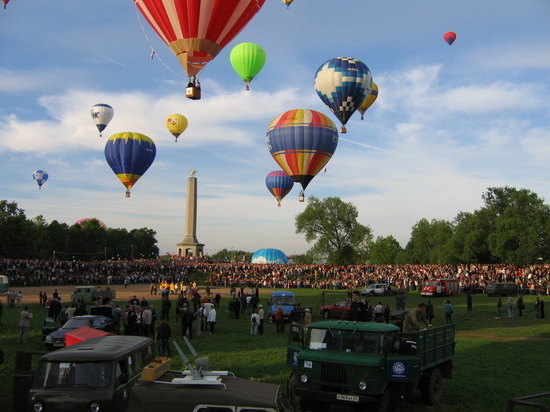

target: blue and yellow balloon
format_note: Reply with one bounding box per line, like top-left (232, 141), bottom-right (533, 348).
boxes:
top-left (104, 132), bottom-right (156, 197)
top-left (266, 170), bottom-right (294, 207)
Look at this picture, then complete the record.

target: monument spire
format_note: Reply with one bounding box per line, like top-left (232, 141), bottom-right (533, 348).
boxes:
top-left (177, 169), bottom-right (204, 257)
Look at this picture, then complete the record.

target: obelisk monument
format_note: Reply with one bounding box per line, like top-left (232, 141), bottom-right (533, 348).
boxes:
top-left (176, 169), bottom-right (204, 257)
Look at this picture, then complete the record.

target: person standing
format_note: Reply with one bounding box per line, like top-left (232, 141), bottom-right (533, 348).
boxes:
top-left (517, 295), bottom-right (524, 317)
top-left (258, 304), bottom-right (265, 335)
top-left (250, 309), bottom-right (260, 335)
top-left (303, 308), bottom-right (312, 330)
top-left (155, 317), bottom-right (172, 357)
top-left (207, 306), bottom-right (217, 334)
top-left (507, 295), bottom-right (515, 317)
top-left (426, 300), bottom-right (434, 324)
top-left (535, 297), bottom-right (541, 319)
top-left (467, 293), bottom-right (473, 312)
top-left (275, 306), bottom-right (285, 333)
top-left (348, 291), bottom-right (367, 322)
top-left (181, 306), bottom-right (194, 339)
top-left (18, 306), bottom-right (33, 344)
top-left (161, 297), bottom-right (171, 322)
top-left (496, 297), bottom-right (503, 319)
top-left (112, 304), bottom-right (123, 335)
top-left (194, 305), bottom-right (203, 337)
top-left (141, 306), bottom-right (152, 337)
top-left (443, 299), bottom-right (453, 324)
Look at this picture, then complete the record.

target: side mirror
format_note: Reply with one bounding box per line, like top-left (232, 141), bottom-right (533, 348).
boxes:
top-left (119, 373), bottom-right (129, 384)
top-left (291, 331), bottom-right (300, 342)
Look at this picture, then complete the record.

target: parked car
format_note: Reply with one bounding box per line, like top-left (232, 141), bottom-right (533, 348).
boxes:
top-left (44, 315), bottom-right (115, 350)
top-left (320, 299), bottom-right (352, 319)
top-left (361, 283), bottom-right (392, 296)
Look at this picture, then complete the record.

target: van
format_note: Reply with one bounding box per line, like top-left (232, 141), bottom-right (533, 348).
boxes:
top-left (25, 335), bottom-right (154, 412)
top-left (485, 282), bottom-right (518, 296)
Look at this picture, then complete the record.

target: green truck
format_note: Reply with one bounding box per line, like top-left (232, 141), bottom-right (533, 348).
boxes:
top-left (287, 321), bottom-right (455, 412)
top-left (70, 286), bottom-right (116, 304)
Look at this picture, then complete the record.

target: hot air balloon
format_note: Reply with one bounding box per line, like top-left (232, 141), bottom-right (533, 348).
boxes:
top-left (230, 42), bottom-right (266, 90)
top-left (2, 0), bottom-right (10, 9)
top-left (133, 0), bottom-right (266, 95)
top-left (266, 109), bottom-right (338, 201)
top-left (33, 170), bottom-right (48, 189)
top-left (266, 170), bottom-right (294, 207)
top-left (104, 132), bottom-right (156, 197)
top-left (91, 104), bottom-right (114, 137)
top-left (314, 57), bottom-right (372, 133)
top-left (358, 82), bottom-right (378, 120)
top-left (165, 114), bottom-right (188, 142)
top-left (281, 0), bottom-right (294, 8)
top-left (444, 31), bottom-right (457, 46)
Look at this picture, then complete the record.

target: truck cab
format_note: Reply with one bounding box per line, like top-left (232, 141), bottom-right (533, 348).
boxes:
top-left (287, 320), bottom-right (455, 412)
top-left (421, 278), bottom-right (459, 297)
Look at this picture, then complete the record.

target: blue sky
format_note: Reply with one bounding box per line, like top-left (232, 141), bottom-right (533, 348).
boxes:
top-left (1, 0), bottom-right (549, 257)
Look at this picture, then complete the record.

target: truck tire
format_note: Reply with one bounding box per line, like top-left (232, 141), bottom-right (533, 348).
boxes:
top-left (420, 367), bottom-right (443, 405)
top-left (323, 310), bottom-right (331, 319)
top-left (371, 383), bottom-right (405, 412)
top-left (290, 373), bottom-right (329, 412)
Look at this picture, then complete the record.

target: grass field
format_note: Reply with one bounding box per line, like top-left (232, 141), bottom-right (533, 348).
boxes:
top-left (1, 286), bottom-right (549, 412)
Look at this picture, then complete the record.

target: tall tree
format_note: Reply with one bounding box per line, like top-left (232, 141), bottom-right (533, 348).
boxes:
top-left (295, 196), bottom-right (372, 264)
top-left (405, 218), bottom-right (454, 264)
top-left (369, 235), bottom-right (403, 264)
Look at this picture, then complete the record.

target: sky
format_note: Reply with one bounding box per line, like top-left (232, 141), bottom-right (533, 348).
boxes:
top-left (1, 0), bottom-right (549, 257)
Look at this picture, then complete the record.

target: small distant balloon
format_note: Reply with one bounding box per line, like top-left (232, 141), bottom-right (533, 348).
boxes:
top-left (2, 0), bottom-right (10, 9)
top-left (91, 104), bottom-right (114, 137)
top-left (281, 0), bottom-right (294, 8)
top-left (358, 82), bottom-right (378, 120)
top-left (266, 170), bottom-right (294, 207)
top-left (165, 114), bottom-right (188, 142)
top-left (443, 31), bottom-right (457, 46)
top-left (33, 170), bottom-right (49, 189)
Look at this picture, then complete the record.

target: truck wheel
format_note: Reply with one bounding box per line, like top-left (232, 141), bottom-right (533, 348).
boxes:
top-left (290, 373), bottom-right (328, 412)
top-left (323, 310), bottom-right (331, 319)
top-left (420, 367), bottom-right (443, 405)
top-left (371, 384), bottom-right (405, 412)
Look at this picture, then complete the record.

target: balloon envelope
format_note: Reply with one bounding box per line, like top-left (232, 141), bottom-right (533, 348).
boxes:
top-left (266, 170), bottom-right (294, 206)
top-left (443, 31), bottom-right (457, 46)
top-left (165, 114), bottom-right (188, 141)
top-left (314, 57), bottom-right (372, 133)
top-left (33, 170), bottom-right (48, 189)
top-left (91, 104), bottom-right (114, 136)
top-left (230, 42), bottom-right (266, 90)
top-left (133, 0), bottom-right (266, 78)
top-left (251, 248), bottom-right (288, 264)
top-left (104, 132), bottom-right (156, 197)
top-left (266, 109), bottom-right (338, 191)
top-left (74, 218), bottom-right (108, 229)
top-left (358, 82), bottom-right (379, 120)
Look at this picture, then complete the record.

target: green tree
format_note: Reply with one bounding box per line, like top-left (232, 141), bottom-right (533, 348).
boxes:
top-left (482, 187), bottom-right (550, 263)
top-left (0, 200), bottom-right (31, 258)
top-left (130, 228), bottom-right (159, 259)
top-left (295, 196), bottom-right (373, 264)
top-left (404, 218), bottom-right (454, 264)
top-left (369, 235), bottom-right (403, 264)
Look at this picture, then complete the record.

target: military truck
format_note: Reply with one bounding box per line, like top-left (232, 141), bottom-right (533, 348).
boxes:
top-left (287, 320), bottom-right (455, 412)
top-left (71, 286), bottom-right (116, 304)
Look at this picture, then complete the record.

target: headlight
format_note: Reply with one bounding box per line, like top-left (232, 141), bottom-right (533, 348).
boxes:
top-left (33, 402), bottom-right (44, 412)
top-left (89, 402), bottom-right (100, 412)
top-left (300, 374), bottom-right (308, 383)
top-left (358, 381), bottom-right (367, 390)
top-left (45, 336), bottom-right (52, 343)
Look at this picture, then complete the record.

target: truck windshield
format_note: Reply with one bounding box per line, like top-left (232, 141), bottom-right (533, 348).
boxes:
top-left (36, 361), bottom-right (112, 388)
top-left (271, 296), bottom-right (295, 305)
top-left (308, 328), bottom-right (380, 354)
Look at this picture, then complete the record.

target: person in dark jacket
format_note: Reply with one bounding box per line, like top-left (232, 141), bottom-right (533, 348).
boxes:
top-left (180, 306), bottom-right (194, 339)
top-left (155, 317), bottom-right (172, 357)
top-left (348, 291), bottom-right (367, 322)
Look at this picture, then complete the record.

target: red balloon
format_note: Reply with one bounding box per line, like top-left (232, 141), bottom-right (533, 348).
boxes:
top-left (443, 31), bottom-right (457, 46)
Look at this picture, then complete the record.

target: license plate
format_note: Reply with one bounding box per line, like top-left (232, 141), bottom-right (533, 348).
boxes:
top-left (53, 343), bottom-right (64, 347)
top-left (337, 394), bottom-right (359, 402)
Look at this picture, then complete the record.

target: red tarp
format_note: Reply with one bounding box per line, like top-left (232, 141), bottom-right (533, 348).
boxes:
top-left (65, 327), bottom-right (112, 347)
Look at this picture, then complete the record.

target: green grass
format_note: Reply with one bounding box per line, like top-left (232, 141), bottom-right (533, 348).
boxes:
top-left (1, 288), bottom-right (549, 412)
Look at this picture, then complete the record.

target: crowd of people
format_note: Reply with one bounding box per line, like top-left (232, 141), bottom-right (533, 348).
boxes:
top-left (2, 257), bottom-right (550, 296)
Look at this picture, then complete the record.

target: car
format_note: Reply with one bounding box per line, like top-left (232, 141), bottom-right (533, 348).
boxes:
top-left (44, 315), bottom-right (115, 350)
top-left (361, 283), bottom-right (392, 296)
top-left (320, 299), bottom-right (352, 319)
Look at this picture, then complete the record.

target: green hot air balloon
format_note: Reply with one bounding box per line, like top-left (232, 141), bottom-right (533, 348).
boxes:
top-left (230, 42), bottom-right (267, 90)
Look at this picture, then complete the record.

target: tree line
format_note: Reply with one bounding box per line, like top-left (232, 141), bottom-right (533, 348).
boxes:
top-left (0, 200), bottom-right (159, 261)
top-left (294, 186), bottom-right (550, 265)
